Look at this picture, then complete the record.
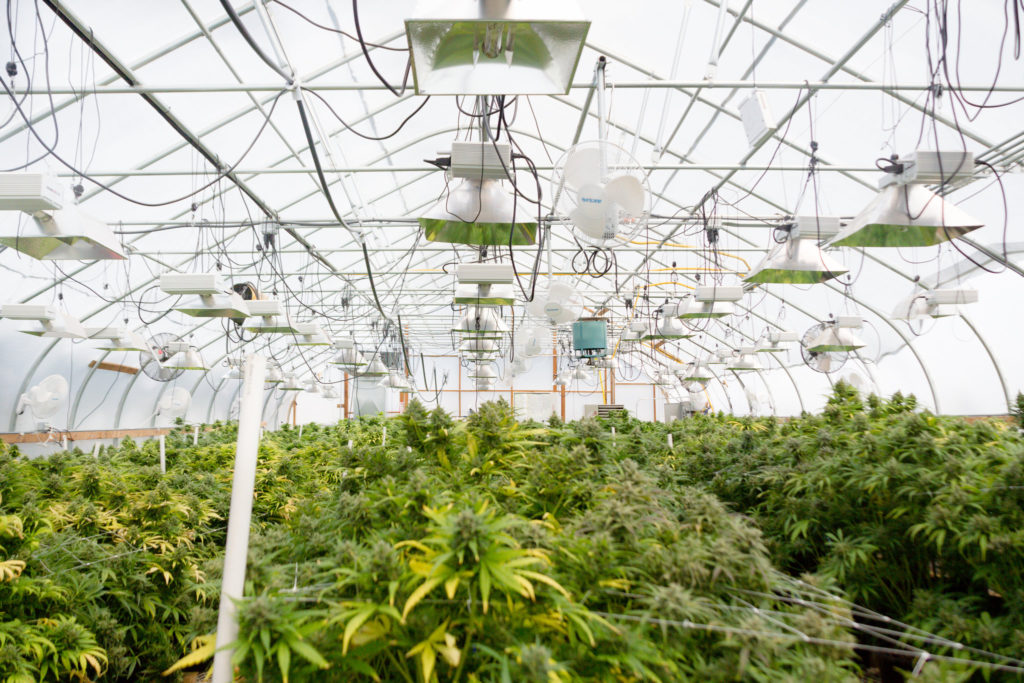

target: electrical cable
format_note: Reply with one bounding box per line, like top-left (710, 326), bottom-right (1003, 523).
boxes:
top-left (351, 0), bottom-right (411, 96)
top-left (0, 75), bottom-right (288, 203)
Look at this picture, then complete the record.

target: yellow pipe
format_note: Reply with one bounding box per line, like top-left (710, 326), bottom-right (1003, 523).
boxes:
top-left (620, 236), bottom-right (752, 270)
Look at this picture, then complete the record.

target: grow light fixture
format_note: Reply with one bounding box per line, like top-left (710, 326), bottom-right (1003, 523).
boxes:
top-left (162, 342), bottom-right (208, 371)
top-left (381, 371), bottom-right (411, 391)
top-left (280, 374), bottom-right (303, 391)
top-left (708, 347), bottom-right (736, 365)
top-left (453, 283), bottom-right (516, 306)
top-left (728, 348), bottom-right (763, 372)
top-left (2, 303), bottom-right (88, 338)
top-left (265, 365), bottom-right (284, 384)
top-left (468, 364), bottom-right (498, 380)
top-left (453, 307), bottom-right (508, 337)
top-left (475, 378), bottom-right (497, 390)
top-left (677, 290), bottom-right (740, 319)
top-left (891, 288), bottom-right (979, 320)
top-left (757, 330), bottom-right (799, 353)
top-left (86, 326), bottom-right (150, 352)
top-left (243, 300), bottom-right (300, 334)
top-left (830, 151), bottom-right (982, 248)
top-left (642, 315), bottom-right (692, 340)
top-left (404, 0), bottom-right (589, 95)
top-left (0, 206), bottom-right (125, 260)
top-left (807, 318), bottom-right (865, 353)
top-left (420, 178), bottom-right (537, 246)
top-left (332, 346), bottom-right (368, 367)
top-left (290, 322), bottom-right (332, 346)
top-left (360, 357), bottom-right (389, 377)
top-left (303, 378), bottom-right (321, 394)
top-left (744, 222), bottom-right (848, 284)
top-left (570, 364), bottom-right (593, 382)
top-left (683, 361), bottom-right (714, 388)
top-left (160, 273), bottom-right (251, 318)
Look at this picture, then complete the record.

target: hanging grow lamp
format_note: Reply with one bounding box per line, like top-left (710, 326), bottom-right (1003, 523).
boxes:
top-left (160, 273), bottom-right (251, 319)
top-left (807, 318), bottom-right (865, 353)
top-left (744, 224), bottom-right (848, 284)
top-left (0, 206), bottom-right (125, 260)
top-left (420, 178), bottom-right (537, 246)
top-left (2, 303), bottom-right (88, 339)
top-left (453, 306), bottom-right (508, 337)
top-left (86, 326), bottom-right (150, 352)
top-left (163, 343), bottom-right (208, 371)
top-left (830, 151), bottom-right (982, 248)
top-left (243, 300), bottom-right (300, 334)
top-left (757, 330), bottom-right (799, 353)
top-left (404, 0), bottom-right (590, 96)
top-left (728, 348), bottom-right (763, 372)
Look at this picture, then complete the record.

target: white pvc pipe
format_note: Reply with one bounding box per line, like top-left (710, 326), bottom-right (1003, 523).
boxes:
top-left (212, 354), bottom-right (267, 683)
top-left (159, 435), bottom-right (166, 474)
top-left (92, 443), bottom-right (100, 459)
top-left (193, 425), bottom-right (199, 445)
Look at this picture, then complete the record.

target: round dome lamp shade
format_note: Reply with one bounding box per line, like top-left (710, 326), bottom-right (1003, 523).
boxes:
top-left (420, 178), bottom-right (537, 246)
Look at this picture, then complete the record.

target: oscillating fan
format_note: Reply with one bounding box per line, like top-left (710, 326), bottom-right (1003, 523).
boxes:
top-left (526, 281), bottom-right (584, 325)
top-left (516, 324), bottom-right (550, 357)
top-left (800, 323), bottom-right (849, 374)
top-left (139, 333), bottom-right (185, 382)
top-left (155, 387), bottom-right (191, 423)
top-left (17, 374), bottom-right (69, 429)
top-left (553, 140), bottom-right (649, 247)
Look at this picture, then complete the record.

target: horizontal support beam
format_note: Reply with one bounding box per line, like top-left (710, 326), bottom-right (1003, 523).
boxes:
top-left (12, 80), bottom-right (1024, 94)
top-left (59, 164), bottom-right (881, 176)
top-left (1, 427), bottom-right (170, 444)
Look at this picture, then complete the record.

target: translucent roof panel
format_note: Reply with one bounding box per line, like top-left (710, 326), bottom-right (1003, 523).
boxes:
top-left (1, 0), bottom-right (1022, 427)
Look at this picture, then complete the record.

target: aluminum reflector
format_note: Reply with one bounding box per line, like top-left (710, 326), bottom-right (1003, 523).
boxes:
top-left (420, 178), bottom-right (537, 245)
top-left (744, 238), bottom-right (849, 284)
top-left (404, 0), bottom-right (589, 95)
top-left (830, 183), bottom-right (983, 247)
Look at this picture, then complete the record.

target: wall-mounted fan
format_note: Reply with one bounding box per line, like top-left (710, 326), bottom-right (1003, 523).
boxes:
top-left (527, 281), bottom-right (583, 325)
top-left (17, 374), bottom-right (69, 429)
top-left (156, 387), bottom-right (191, 423)
top-left (553, 140), bottom-right (649, 247)
top-left (139, 333), bottom-right (185, 382)
top-left (800, 323), bottom-right (848, 373)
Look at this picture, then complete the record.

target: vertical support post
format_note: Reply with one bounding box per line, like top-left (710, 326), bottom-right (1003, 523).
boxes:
top-left (382, 425), bottom-right (387, 446)
top-left (212, 354), bottom-right (267, 683)
top-left (193, 425), bottom-right (199, 445)
top-left (159, 435), bottom-right (166, 474)
top-left (92, 442), bottom-right (100, 459)
top-left (343, 372), bottom-right (350, 419)
top-left (652, 384), bottom-right (657, 422)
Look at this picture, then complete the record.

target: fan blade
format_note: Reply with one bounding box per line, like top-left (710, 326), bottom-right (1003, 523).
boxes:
top-left (562, 148), bottom-right (603, 191)
top-left (602, 174), bottom-right (645, 216)
top-left (526, 296), bottom-right (548, 320)
top-left (570, 205), bottom-right (608, 241)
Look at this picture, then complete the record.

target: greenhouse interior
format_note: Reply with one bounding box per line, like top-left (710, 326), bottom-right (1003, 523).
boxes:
top-left (1, 0), bottom-right (1024, 680)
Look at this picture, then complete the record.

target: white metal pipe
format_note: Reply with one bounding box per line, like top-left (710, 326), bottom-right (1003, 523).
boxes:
top-left (654, 0), bottom-right (692, 158)
top-left (705, 0), bottom-right (730, 79)
top-left (16, 81), bottom-right (1024, 94)
top-left (159, 435), bottom-right (166, 474)
top-left (212, 354), bottom-right (267, 683)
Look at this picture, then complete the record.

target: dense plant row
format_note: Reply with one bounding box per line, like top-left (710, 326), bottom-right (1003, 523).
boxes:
top-left (1, 388), bottom-right (1021, 681)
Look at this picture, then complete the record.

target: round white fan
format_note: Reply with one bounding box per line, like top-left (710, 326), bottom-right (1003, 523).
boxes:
top-left (18, 374), bottom-right (69, 423)
top-left (527, 281), bottom-right (584, 325)
top-left (516, 325), bottom-right (550, 357)
top-left (553, 140), bottom-right (649, 247)
top-left (156, 387), bottom-right (191, 421)
top-left (139, 333), bottom-right (186, 382)
top-left (800, 323), bottom-right (849, 374)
